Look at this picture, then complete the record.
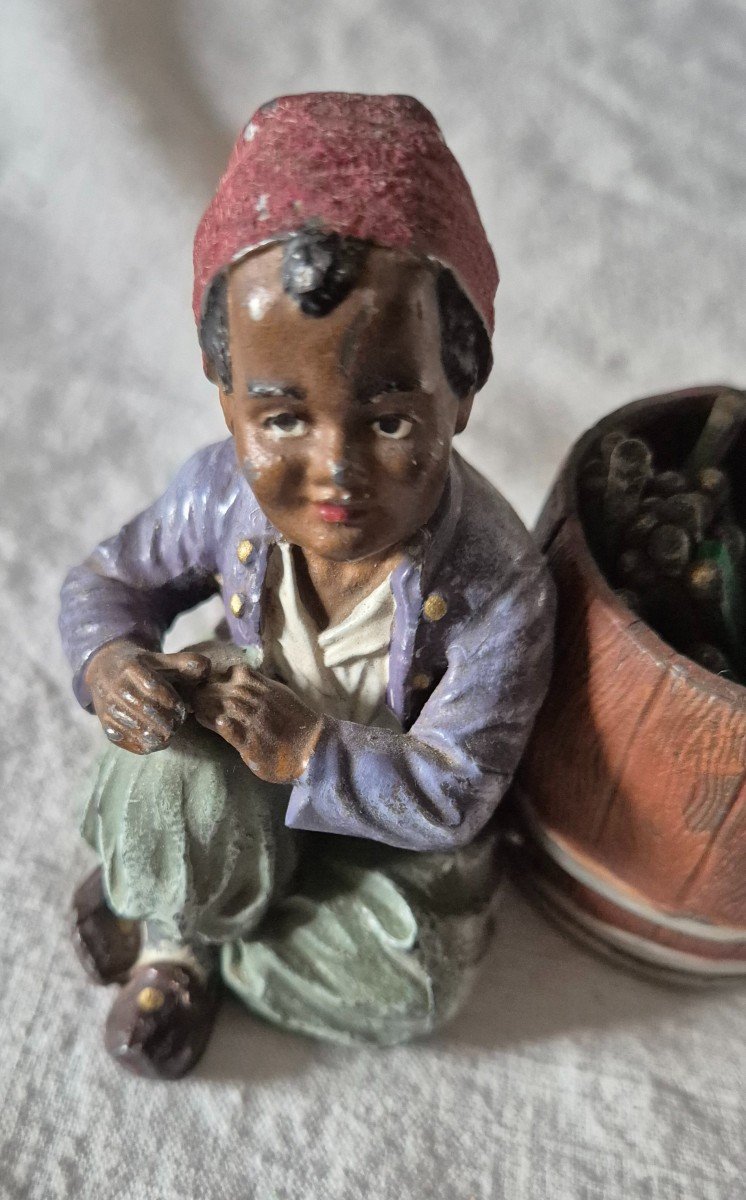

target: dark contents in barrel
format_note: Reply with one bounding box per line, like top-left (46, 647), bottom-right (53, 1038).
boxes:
top-left (578, 389), bottom-right (746, 684)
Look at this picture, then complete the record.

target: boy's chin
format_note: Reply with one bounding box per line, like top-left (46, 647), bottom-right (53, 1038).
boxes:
top-left (290, 526), bottom-right (408, 564)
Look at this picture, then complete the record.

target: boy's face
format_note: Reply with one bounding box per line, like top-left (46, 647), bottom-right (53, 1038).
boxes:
top-left (218, 244), bottom-right (474, 563)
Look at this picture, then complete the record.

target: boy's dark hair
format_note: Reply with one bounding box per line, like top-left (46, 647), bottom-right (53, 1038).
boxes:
top-left (199, 227), bottom-right (492, 398)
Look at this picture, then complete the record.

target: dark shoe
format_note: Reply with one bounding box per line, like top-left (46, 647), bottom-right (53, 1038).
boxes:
top-left (104, 961), bottom-right (221, 1080)
top-left (71, 866), bottom-right (141, 985)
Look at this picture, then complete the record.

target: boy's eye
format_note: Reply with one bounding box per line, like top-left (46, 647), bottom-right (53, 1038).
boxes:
top-left (263, 413), bottom-right (308, 439)
top-left (372, 416), bottom-right (414, 440)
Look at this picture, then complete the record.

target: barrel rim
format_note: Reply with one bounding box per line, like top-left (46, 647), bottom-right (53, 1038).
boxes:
top-left (555, 383), bottom-right (746, 710)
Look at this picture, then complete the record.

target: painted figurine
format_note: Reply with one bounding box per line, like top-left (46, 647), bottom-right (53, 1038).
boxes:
top-left (60, 93), bottom-right (555, 1079)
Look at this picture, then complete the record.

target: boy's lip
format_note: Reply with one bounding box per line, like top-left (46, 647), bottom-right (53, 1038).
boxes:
top-left (314, 502), bottom-right (365, 524)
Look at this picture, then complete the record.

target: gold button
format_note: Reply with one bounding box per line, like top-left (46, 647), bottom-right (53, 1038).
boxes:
top-left (237, 539), bottom-right (253, 564)
top-left (230, 592), bottom-right (245, 618)
top-left (412, 673), bottom-right (431, 690)
top-left (137, 986), bottom-right (165, 1013)
top-left (423, 593), bottom-right (448, 622)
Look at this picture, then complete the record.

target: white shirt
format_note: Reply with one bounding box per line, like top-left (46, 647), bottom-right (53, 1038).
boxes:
top-left (262, 541), bottom-right (401, 730)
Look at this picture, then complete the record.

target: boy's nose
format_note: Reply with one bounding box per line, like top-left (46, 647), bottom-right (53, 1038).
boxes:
top-left (326, 457), bottom-right (367, 494)
top-left (312, 435), bottom-right (368, 496)
top-left (313, 424), bottom-right (367, 491)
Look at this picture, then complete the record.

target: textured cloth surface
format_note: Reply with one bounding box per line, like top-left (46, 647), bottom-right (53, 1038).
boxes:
top-left (1, 1), bottom-right (746, 1199)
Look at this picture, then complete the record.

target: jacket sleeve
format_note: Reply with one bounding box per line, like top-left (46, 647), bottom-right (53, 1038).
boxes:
top-left (59, 443), bottom-right (228, 708)
top-left (285, 553), bottom-right (556, 851)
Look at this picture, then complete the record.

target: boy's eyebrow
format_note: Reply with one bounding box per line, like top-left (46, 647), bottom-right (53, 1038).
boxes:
top-left (247, 380), bottom-right (306, 401)
top-left (356, 376), bottom-right (424, 403)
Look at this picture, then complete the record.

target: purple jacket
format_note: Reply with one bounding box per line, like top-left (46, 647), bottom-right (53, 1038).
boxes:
top-left (60, 441), bottom-right (555, 852)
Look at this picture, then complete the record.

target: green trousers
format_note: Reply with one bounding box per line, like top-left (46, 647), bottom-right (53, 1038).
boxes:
top-left (81, 721), bottom-right (500, 1046)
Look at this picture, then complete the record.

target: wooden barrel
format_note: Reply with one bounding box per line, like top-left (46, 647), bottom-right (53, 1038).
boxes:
top-left (514, 385), bottom-right (746, 982)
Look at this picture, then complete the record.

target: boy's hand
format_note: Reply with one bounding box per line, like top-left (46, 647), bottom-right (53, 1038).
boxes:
top-left (85, 639), bottom-right (211, 755)
top-left (191, 664), bottom-right (324, 784)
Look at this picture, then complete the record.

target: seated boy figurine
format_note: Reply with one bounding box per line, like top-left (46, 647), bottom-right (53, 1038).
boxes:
top-left (60, 93), bottom-right (554, 1079)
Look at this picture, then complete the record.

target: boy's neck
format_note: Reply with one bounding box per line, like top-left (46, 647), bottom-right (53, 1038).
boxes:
top-left (293, 544), bottom-right (404, 631)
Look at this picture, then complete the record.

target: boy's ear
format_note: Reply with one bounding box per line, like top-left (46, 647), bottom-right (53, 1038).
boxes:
top-left (218, 388), bottom-right (234, 434)
top-left (455, 391), bottom-right (475, 434)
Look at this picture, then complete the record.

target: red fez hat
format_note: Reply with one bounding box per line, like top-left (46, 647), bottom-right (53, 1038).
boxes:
top-left (193, 92), bottom-right (498, 335)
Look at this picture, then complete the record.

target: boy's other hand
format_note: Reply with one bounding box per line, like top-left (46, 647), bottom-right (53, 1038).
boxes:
top-left (85, 639), bottom-right (211, 755)
top-left (191, 664), bottom-right (323, 784)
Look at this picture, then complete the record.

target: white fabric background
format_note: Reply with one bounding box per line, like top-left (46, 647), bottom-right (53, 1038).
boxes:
top-left (1, 2), bottom-right (745, 1197)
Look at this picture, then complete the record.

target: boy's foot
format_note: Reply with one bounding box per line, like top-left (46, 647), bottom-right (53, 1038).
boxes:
top-left (104, 961), bottom-right (221, 1080)
top-left (70, 866), bottom-right (141, 985)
